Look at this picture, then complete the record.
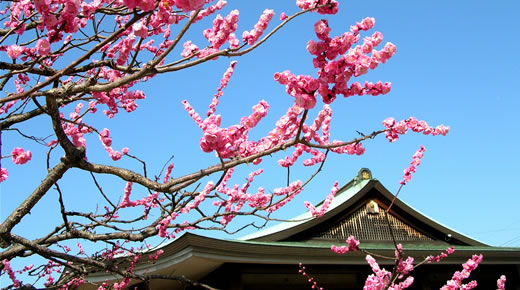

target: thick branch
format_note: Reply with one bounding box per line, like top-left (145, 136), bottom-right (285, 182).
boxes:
top-left (0, 161), bottom-right (70, 248)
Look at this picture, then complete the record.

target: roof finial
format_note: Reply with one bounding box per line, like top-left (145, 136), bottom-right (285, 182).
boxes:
top-left (358, 168), bottom-right (372, 180)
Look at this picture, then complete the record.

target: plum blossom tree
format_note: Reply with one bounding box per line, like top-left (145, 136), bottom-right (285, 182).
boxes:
top-left (0, 0), bottom-right (483, 289)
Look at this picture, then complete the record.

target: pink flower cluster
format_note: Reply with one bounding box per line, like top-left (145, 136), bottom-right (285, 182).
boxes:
top-left (400, 145), bottom-right (426, 185)
top-left (274, 71), bottom-right (320, 109)
top-left (7, 44), bottom-right (25, 59)
top-left (275, 17), bottom-right (395, 110)
top-left (0, 168), bottom-right (8, 183)
top-left (99, 128), bottom-right (129, 161)
top-left (132, 21), bottom-right (149, 38)
top-left (89, 80), bottom-right (146, 118)
top-left (0, 99), bottom-right (17, 115)
top-left (15, 264), bottom-right (34, 275)
top-left (174, 0), bottom-right (206, 12)
top-left (383, 117), bottom-right (450, 143)
top-left (305, 181), bottom-right (339, 217)
top-left (441, 254), bottom-right (483, 290)
top-left (497, 275), bottom-right (506, 290)
top-left (191, 0), bottom-right (227, 23)
top-left (183, 99), bottom-right (269, 159)
top-left (60, 103), bottom-right (89, 148)
top-left (181, 181), bottom-right (214, 214)
top-left (37, 260), bottom-right (62, 287)
top-left (58, 277), bottom-right (85, 289)
top-left (204, 9), bottom-right (239, 50)
top-left (119, 182), bottom-right (161, 210)
top-left (266, 180), bottom-right (304, 213)
top-left (112, 255), bottom-right (140, 290)
top-left (76, 242), bottom-right (86, 255)
top-left (426, 246), bottom-right (455, 263)
top-left (210, 168), bottom-right (281, 225)
top-left (1, 259), bottom-right (21, 288)
top-left (156, 212), bottom-right (179, 238)
top-left (181, 40), bottom-right (200, 58)
top-left (331, 235), bottom-right (360, 254)
top-left (278, 144), bottom-right (325, 167)
top-left (364, 254), bottom-right (414, 290)
top-left (296, 0), bottom-right (339, 15)
top-left (207, 61), bottom-right (238, 116)
top-left (14, 74), bottom-right (30, 94)
top-left (123, 0), bottom-right (155, 12)
top-left (163, 163), bottom-right (174, 183)
top-left (36, 38), bottom-right (51, 56)
top-left (329, 141), bottom-right (366, 156)
top-left (394, 244), bottom-right (414, 280)
top-left (148, 249), bottom-right (164, 261)
top-left (266, 104), bottom-right (304, 144)
top-left (242, 9), bottom-right (274, 45)
top-left (304, 105), bottom-right (331, 144)
top-left (11, 147), bottom-right (32, 165)
top-left (182, 9), bottom-right (240, 58)
top-left (299, 263), bottom-right (323, 290)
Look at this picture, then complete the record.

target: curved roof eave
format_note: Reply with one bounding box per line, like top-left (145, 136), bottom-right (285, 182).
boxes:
top-left (239, 175), bottom-right (487, 246)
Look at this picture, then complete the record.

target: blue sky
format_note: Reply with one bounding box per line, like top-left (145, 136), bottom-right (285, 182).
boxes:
top-left (2, 0), bottom-right (520, 283)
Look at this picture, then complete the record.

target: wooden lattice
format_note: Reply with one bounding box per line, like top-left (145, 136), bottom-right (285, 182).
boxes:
top-left (316, 203), bottom-right (433, 241)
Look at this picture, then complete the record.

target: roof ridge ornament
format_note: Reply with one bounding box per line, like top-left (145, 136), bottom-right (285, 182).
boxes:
top-left (357, 168), bottom-right (372, 181)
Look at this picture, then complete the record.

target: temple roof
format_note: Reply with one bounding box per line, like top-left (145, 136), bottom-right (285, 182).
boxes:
top-left (241, 168), bottom-right (485, 246)
top-left (76, 169), bottom-right (520, 289)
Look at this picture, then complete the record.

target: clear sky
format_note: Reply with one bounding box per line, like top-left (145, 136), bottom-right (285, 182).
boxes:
top-left (2, 0), bottom-right (520, 284)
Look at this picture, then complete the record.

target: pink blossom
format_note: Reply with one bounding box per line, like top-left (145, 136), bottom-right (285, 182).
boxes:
top-left (181, 40), bottom-right (200, 58)
top-left (299, 263), bottom-right (324, 290)
top-left (36, 38), bottom-right (51, 55)
top-left (98, 128), bottom-right (128, 161)
top-left (427, 246), bottom-right (455, 263)
top-left (383, 117), bottom-right (396, 128)
top-left (286, 17), bottom-right (396, 107)
top-left (266, 180), bottom-right (304, 213)
top-left (296, 0), bottom-right (339, 15)
top-left (191, 0), bottom-right (227, 23)
top-left (0, 168), bottom-right (8, 183)
top-left (163, 163), bottom-right (174, 183)
top-left (7, 44), bottom-right (24, 59)
top-left (305, 181), bottom-right (339, 217)
top-left (124, 0), bottom-right (155, 11)
top-left (273, 70), bottom-right (319, 109)
top-left (383, 117), bottom-right (449, 143)
top-left (132, 21), bottom-right (148, 38)
top-left (497, 275), bottom-right (506, 290)
top-left (181, 181), bottom-right (213, 213)
top-left (314, 19), bottom-right (330, 41)
top-left (400, 145), bottom-right (426, 185)
top-left (280, 12), bottom-right (287, 20)
top-left (175, 0), bottom-right (205, 12)
top-left (2, 259), bottom-right (21, 287)
top-left (364, 255), bottom-right (392, 288)
top-left (11, 147), bottom-right (32, 164)
top-left (441, 254), bottom-right (483, 290)
top-left (148, 249), bottom-right (164, 261)
top-left (76, 242), bottom-right (85, 255)
top-left (350, 17), bottom-right (375, 33)
top-left (331, 235), bottom-right (360, 254)
top-left (203, 10), bottom-right (239, 50)
top-left (207, 61), bottom-right (238, 116)
top-left (396, 256), bottom-right (414, 279)
top-left (156, 212), bottom-right (178, 238)
top-left (433, 124), bottom-right (450, 136)
top-left (242, 9), bottom-right (274, 45)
